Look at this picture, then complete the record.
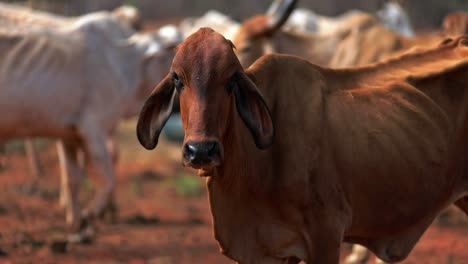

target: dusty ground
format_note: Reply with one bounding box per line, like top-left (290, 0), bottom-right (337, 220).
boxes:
top-left (0, 119), bottom-right (466, 264)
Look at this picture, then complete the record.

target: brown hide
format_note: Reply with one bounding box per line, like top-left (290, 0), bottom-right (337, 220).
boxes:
top-left (137, 29), bottom-right (468, 263)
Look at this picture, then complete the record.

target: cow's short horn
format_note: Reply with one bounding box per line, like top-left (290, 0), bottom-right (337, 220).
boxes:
top-left (266, 0), bottom-right (299, 33)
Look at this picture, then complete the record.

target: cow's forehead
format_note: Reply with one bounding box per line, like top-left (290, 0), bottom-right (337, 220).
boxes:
top-left (172, 28), bottom-right (239, 82)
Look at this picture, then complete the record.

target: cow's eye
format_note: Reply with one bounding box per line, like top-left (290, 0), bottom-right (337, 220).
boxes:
top-left (172, 72), bottom-right (183, 92)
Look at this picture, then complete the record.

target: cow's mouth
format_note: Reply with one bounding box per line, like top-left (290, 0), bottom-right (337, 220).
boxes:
top-left (197, 167), bottom-right (215, 177)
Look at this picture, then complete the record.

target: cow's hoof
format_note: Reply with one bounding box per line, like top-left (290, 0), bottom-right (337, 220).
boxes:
top-left (66, 214), bottom-right (95, 244)
top-left (67, 225), bottom-right (95, 244)
top-left (50, 239), bottom-right (68, 254)
top-left (98, 201), bottom-right (119, 224)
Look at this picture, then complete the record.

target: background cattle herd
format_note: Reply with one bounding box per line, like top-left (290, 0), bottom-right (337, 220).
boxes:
top-left (0, 0), bottom-right (466, 263)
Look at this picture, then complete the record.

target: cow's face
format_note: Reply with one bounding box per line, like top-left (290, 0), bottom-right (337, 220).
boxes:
top-left (124, 33), bottom-right (178, 118)
top-left (137, 28), bottom-right (273, 174)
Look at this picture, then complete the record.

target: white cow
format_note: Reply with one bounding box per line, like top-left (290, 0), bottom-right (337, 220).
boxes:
top-left (0, 13), bottom-right (176, 242)
top-left (285, 2), bottom-right (413, 36)
top-left (0, 2), bottom-right (161, 209)
top-left (0, 2), bottom-right (144, 182)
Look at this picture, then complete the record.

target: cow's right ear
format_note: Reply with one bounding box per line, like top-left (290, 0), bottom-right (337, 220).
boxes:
top-left (137, 74), bottom-right (176, 150)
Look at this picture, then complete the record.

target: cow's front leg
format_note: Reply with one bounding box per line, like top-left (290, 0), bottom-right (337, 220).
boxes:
top-left (58, 139), bottom-right (84, 209)
top-left (284, 257), bottom-right (301, 264)
top-left (106, 136), bottom-right (119, 165)
top-left (61, 135), bottom-right (119, 222)
top-left (304, 211), bottom-right (344, 264)
top-left (56, 140), bottom-right (82, 231)
top-left (25, 138), bottom-right (42, 181)
top-left (80, 128), bottom-right (117, 223)
top-left (307, 235), bottom-right (341, 264)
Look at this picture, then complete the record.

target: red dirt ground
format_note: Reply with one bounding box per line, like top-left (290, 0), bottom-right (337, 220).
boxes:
top-left (0, 127), bottom-right (466, 264)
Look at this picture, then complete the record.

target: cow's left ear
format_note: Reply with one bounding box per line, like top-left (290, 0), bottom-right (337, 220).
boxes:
top-left (232, 71), bottom-right (274, 149)
top-left (137, 73), bottom-right (176, 150)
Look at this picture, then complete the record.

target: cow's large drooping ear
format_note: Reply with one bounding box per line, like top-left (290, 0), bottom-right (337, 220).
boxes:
top-left (137, 74), bottom-right (176, 150)
top-left (232, 71), bottom-right (274, 149)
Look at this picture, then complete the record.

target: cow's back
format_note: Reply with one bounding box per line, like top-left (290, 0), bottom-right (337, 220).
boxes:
top-left (0, 30), bottom-right (86, 139)
top-left (0, 2), bottom-right (68, 33)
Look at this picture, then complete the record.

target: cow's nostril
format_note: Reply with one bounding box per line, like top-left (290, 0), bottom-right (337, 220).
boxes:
top-left (184, 143), bottom-right (199, 163)
top-left (207, 142), bottom-right (218, 156)
top-left (186, 143), bottom-right (197, 156)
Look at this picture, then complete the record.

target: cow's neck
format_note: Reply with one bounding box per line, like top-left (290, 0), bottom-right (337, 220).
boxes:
top-left (213, 104), bottom-right (270, 196)
top-left (206, 105), bottom-right (287, 262)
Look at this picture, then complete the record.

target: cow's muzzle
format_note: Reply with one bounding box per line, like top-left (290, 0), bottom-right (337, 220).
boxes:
top-left (182, 141), bottom-right (221, 170)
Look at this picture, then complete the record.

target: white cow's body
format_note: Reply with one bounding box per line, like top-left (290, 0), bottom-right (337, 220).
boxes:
top-left (0, 2), bottom-right (143, 183)
top-left (0, 13), bottom-right (175, 240)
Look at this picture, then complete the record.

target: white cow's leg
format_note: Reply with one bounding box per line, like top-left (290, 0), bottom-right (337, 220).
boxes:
top-left (60, 136), bottom-right (118, 218)
top-left (106, 136), bottom-right (119, 165)
top-left (58, 140), bottom-right (69, 209)
top-left (56, 140), bottom-right (82, 230)
top-left (344, 245), bottom-right (370, 264)
top-left (345, 245), bottom-right (388, 264)
top-left (375, 257), bottom-right (387, 264)
top-left (60, 144), bottom-right (86, 209)
top-left (101, 135), bottom-right (119, 222)
top-left (25, 139), bottom-right (42, 180)
top-left (80, 130), bottom-right (116, 221)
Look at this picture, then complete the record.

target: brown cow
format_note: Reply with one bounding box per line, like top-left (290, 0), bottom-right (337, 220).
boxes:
top-left (137, 28), bottom-right (468, 263)
top-left (443, 11), bottom-right (468, 36)
top-left (232, 0), bottom-right (372, 68)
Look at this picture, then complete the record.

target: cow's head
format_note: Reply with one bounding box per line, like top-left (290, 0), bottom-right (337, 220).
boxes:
top-left (118, 28), bottom-right (181, 118)
top-left (232, 0), bottom-right (298, 68)
top-left (140, 26), bottom-right (183, 91)
top-left (112, 5), bottom-right (142, 31)
top-left (137, 28), bottom-right (274, 173)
